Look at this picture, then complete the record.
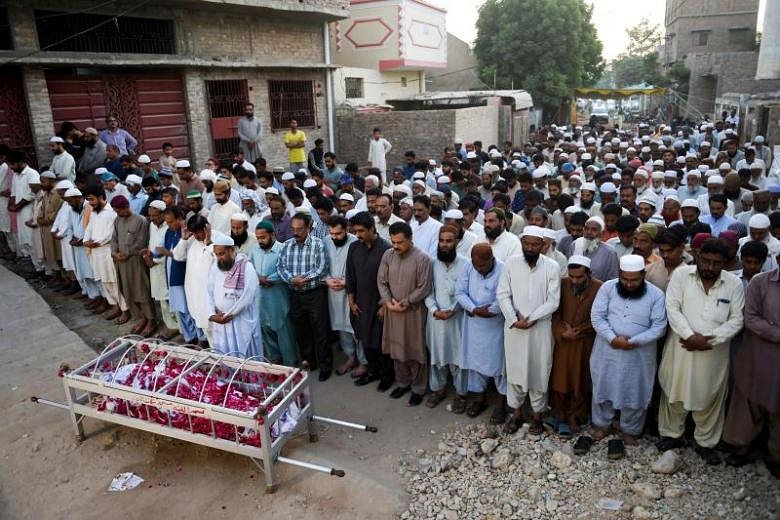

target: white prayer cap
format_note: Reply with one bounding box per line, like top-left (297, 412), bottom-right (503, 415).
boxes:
top-left (294, 206), bottom-right (312, 215)
top-left (749, 213), bottom-right (771, 229)
top-left (194, 170), bottom-right (214, 185)
top-left (438, 176), bottom-right (451, 184)
top-left (40, 170), bottom-right (56, 179)
top-left (135, 154), bottom-right (150, 164)
top-left (489, 149), bottom-right (502, 158)
top-left (676, 156), bottom-right (686, 164)
top-left (532, 167), bottom-right (549, 179)
top-left (454, 137), bottom-right (463, 143)
top-left (345, 209), bottom-right (359, 220)
top-left (521, 225), bottom-right (545, 238)
top-left (84, 127), bottom-right (98, 136)
top-left (612, 172), bottom-right (622, 181)
top-left (175, 159), bottom-right (191, 169)
top-left (586, 137), bottom-right (596, 145)
top-left (605, 163), bottom-right (618, 170)
top-left (749, 159), bottom-right (766, 170)
top-left (600, 182), bottom-right (617, 194)
top-left (149, 200), bottom-right (166, 211)
top-left (627, 147), bottom-right (636, 153)
top-left (611, 138), bottom-right (620, 145)
top-left (681, 198), bottom-right (700, 209)
top-left (365, 174), bottom-right (380, 185)
top-left (634, 169), bottom-right (649, 178)
top-left (211, 232), bottom-right (235, 247)
top-left (581, 153), bottom-right (592, 160)
top-left (568, 255), bottom-right (591, 269)
top-left (27, 171), bottom-right (40, 184)
top-left (428, 159), bottom-right (437, 165)
top-left (585, 215), bottom-right (604, 229)
top-left (665, 193), bottom-right (680, 203)
top-left (512, 151), bottom-right (522, 157)
top-left (651, 171), bottom-right (664, 180)
top-left (564, 205), bottom-right (581, 215)
top-left (94, 167), bottom-right (108, 175)
top-left (49, 136), bottom-right (64, 144)
top-left (443, 209), bottom-right (464, 220)
top-left (230, 212), bottom-right (249, 222)
top-left (510, 159), bottom-right (521, 167)
top-left (125, 174), bottom-right (142, 186)
top-left (664, 170), bottom-right (678, 178)
top-left (64, 188), bottom-right (82, 198)
top-left (569, 174), bottom-right (581, 183)
top-left (581, 182), bottom-right (597, 192)
top-left (648, 214), bottom-right (666, 227)
top-left (708, 175), bottom-right (724, 185)
top-left (297, 168), bottom-right (308, 175)
top-left (619, 142), bottom-right (629, 149)
top-left (718, 162), bottom-right (731, 171)
top-left (393, 184), bottom-right (412, 196)
top-left (620, 254), bottom-right (645, 272)
top-left (339, 193), bottom-right (355, 202)
top-left (685, 151), bottom-right (697, 159)
top-left (694, 164), bottom-right (707, 174)
top-left (700, 141), bottom-right (711, 147)
top-left (658, 145), bottom-right (667, 151)
top-left (265, 187), bottom-right (280, 196)
top-left (652, 159), bottom-right (664, 166)
top-left (281, 172), bottom-right (295, 181)
top-left (55, 180), bottom-right (74, 190)
top-left (412, 171), bottom-right (425, 180)
top-left (303, 179), bottom-right (317, 188)
top-left (754, 135), bottom-right (765, 144)
top-left (542, 228), bottom-right (556, 240)
top-left (399, 197), bottom-right (413, 207)
top-left (466, 151), bottom-right (478, 159)
top-left (604, 153), bottom-right (616, 160)
top-left (641, 146), bottom-right (651, 153)
top-left (637, 193), bottom-right (657, 207)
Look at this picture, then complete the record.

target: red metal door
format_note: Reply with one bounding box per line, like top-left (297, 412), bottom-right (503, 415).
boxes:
top-left (46, 72), bottom-right (190, 163)
top-left (0, 68), bottom-right (37, 166)
top-left (205, 80), bottom-right (249, 160)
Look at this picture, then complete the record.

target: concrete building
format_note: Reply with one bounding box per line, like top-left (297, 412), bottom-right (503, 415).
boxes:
top-left (330, 0), bottom-right (446, 107)
top-left (423, 34), bottom-right (486, 92)
top-left (0, 0), bottom-right (349, 168)
top-left (663, 0), bottom-right (780, 119)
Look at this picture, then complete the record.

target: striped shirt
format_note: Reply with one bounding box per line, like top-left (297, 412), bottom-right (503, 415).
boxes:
top-left (276, 234), bottom-right (329, 292)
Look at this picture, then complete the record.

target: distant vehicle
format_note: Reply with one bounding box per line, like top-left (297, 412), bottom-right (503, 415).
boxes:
top-left (589, 111), bottom-right (610, 127)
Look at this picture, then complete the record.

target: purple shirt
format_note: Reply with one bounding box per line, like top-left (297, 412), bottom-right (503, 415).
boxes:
top-left (99, 128), bottom-right (138, 156)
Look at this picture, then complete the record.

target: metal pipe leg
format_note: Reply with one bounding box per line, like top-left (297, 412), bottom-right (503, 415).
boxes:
top-left (63, 381), bottom-right (85, 442)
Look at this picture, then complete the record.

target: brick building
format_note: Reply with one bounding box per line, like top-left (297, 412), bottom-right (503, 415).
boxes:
top-left (0, 0), bottom-right (348, 168)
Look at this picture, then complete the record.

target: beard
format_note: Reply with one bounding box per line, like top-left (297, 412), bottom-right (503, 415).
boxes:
top-left (430, 206), bottom-right (443, 219)
top-left (617, 280), bottom-right (647, 299)
top-left (217, 257), bottom-right (235, 271)
top-left (523, 249), bottom-right (540, 265)
top-left (697, 267), bottom-right (720, 280)
top-left (332, 236), bottom-right (348, 247)
top-left (571, 280), bottom-right (588, 295)
top-left (484, 225), bottom-right (502, 240)
top-left (231, 230), bottom-right (248, 247)
top-left (580, 198), bottom-right (594, 209)
top-left (437, 246), bottom-right (457, 263)
top-left (581, 237), bottom-right (600, 255)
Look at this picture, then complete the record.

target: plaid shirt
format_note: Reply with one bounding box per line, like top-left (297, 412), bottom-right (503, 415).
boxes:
top-left (276, 233), bottom-right (329, 292)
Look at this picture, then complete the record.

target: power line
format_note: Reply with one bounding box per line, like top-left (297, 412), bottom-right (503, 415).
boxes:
top-left (0, 0), bottom-right (153, 67)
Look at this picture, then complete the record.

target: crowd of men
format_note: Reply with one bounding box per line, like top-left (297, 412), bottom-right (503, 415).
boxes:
top-left (0, 110), bottom-right (778, 476)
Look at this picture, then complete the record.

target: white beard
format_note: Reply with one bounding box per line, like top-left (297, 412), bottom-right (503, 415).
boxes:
top-left (573, 237), bottom-right (600, 256)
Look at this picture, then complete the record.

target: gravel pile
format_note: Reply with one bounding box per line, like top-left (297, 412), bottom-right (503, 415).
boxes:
top-left (400, 423), bottom-right (778, 519)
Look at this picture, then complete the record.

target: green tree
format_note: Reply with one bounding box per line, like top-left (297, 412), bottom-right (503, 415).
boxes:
top-left (610, 18), bottom-right (662, 87)
top-left (474, 0), bottom-right (604, 118)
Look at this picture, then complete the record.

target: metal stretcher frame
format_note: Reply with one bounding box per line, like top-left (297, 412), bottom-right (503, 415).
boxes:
top-left (32, 336), bottom-right (377, 493)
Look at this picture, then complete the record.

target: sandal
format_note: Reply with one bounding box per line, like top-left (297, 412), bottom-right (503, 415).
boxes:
top-left (114, 313), bottom-right (130, 325)
top-left (694, 445), bottom-right (721, 465)
top-left (607, 438), bottom-right (625, 460)
top-left (489, 404), bottom-right (508, 424)
top-left (556, 422), bottom-right (573, 440)
top-left (725, 453), bottom-right (751, 467)
top-left (573, 435), bottom-right (593, 455)
top-left (466, 399), bottom-right (488, 418)
top-left (528, 415), bottom-right (544, 436)
top-left (425, 392), bottom-right (446, 408)
top-left (503, 414), bottom-right (524, 434)
top-left (451, 396), bottom-right (467, 415)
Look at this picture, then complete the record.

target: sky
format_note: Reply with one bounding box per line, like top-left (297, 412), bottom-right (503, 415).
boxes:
top-left (422, 0), bottom-right (674, 61)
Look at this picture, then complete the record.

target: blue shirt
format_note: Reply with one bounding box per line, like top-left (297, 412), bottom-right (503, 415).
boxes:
top-left (129, 191), bottom-right (148, 215)
top-left (701, 214), bottom-right (737, 237)
top-left (276, 234), bottom-right (329, 292)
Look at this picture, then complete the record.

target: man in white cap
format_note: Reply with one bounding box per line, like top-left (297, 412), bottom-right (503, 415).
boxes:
top-left (175, 159), bottom-right (204, 201)
top-left (50, 179), bottom-right (78, 292)
top-left (124, 174), bottom-right (147, 214)
top-left (658, 238), bottom-right (744, 464)
top-left (26, 171), bottom-right (46, 276)
top-left (497, 225), bottom-right (561, 434)
top-left (207, 232), bottom-right (261, 357)
top-left (736, 189), bottom-right (772, 227)
top-left (7, 150), bottom-right (37, 260)
top-left (578, 182), bottom-right (600, 217)
top-left (48, 136), bottom-right (75, 182)
top-left (78, 127), bottom-right (106, 175)
top-left (738, 213), bottom-right (780, 272)
top-left (409, 194), bottom-right (442, 259)
top-left (697, 175), bottom-right (735, 217)
top-left (550, 254), bottom-right (602, 438)
top-left (208, 179), bottom-right (241, 236)
top-left (637, 191), bottom-right (658, 223)
top-left (542, 227), bottom-right (568, 277)
top-left (141, 200), bottom-right (178, 339)
top-left (570, 216), bottom-right (619, 281)
top-left (37, 171), bottom-right (64, 284)
top-left (751, 135), bottom-right (771, 167)
top-left (229, 212), bottom-right (254, 256)
top-left (0, 144), bottom-right (12, 259)
top-left (423, 225), bottom-right (469, 410)
top-left (587, 254), bottom-right (667, 458)
top-left (60, 187), bottom-right (102, 305)
top-left (678, 170), bottom-right (707, 201)
top-left (443, 208), bottom-right (477, 258)
top-left (337, 192), bottom-right (355, 216)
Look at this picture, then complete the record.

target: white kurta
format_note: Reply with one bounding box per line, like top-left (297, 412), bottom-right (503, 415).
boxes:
top-left (375, 214), bottom-right (403, 242)
top-left (659, 266), bottom-right (744, 410)
top-left (456, 229), bottom-right (478, 258)
top-left (467, 221), bottom-right (485, 240)
top-left (52, 202), bottom-right (74, 272)
top-left (148, 222), bottom-right (169, 301)
top-left (11, 167), bottom-right (36, 251)
top-left (738, 234), bottom-right (780, 273)
top-left (64, 206), bottom-right (95, 282)
top-left (325, 234), bottom-right (358, 333)
top-left (425, 256), bottom-right (468, 366)
top-left (50, 151), bottom-right (76, 182)
top-left (206, 257), bottom-right (261, 357)
top-left (173, 236), bottom-right (215, 330)
top-left (479, 231), bottom-right (522, 262)
top-left (368, 137), bottom-right (392, 182)
top-left (497, 254), bottom-right (561, 391)
top-left (411, 217), bottom-right (442, 258)
top-left (83, 206), bottom-right (117, 282)
top-left (0, 162), bottom-right (10, 233)
top-left (207, 200), bottom-right (241, 236)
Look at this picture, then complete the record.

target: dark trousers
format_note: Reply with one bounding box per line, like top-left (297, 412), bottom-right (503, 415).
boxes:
top-left (365, 347), bottom-right (395, 384)
top-left (290, 286), bottom-right (332, 372)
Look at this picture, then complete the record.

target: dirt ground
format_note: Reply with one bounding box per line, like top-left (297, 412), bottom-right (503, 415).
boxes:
top-left (0, 262), bottom-right (479, 520)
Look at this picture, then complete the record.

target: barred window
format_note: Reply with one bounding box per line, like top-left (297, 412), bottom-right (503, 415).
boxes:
top-left (345, 77), bottom-right (364, 99)
top-left (692, 30), bottom-right (709, 47)
top-left (35, 10), bottom-right (176, 54)
top-left (728, 28), bottom-right (751, 46)
top-left (268, 80), bottom-right (316, 130)
top-left (0, 9), bottom-right (12, 50)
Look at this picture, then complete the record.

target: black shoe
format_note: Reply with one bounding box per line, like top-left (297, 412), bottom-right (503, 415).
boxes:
top-left (318, 370), bottom-right (332, 382)
top-left (573, 435), bottom-right (593, 456)
top-left (389, 386), bottom-right (410, 399)
top-left (607, 439), bottom-right (625, 460)
top-left (725, 453), bottom-right (751, 467)
top-left (656, 436), bottom-right (686, 452)
top-left (694, 445), bottom-right (721, 465)
top-left (377, 379), bottom-right (393, 392)
top-left (408, 392), bottom-right (423, 406)
top-left (354, 373), bottom-right (380, 386)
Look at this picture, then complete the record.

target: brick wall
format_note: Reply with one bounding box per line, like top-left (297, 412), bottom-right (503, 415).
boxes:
top-left (22, 67), bottom-right (55, 167)
top-left (454, 106), bottom-right (500, 148)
